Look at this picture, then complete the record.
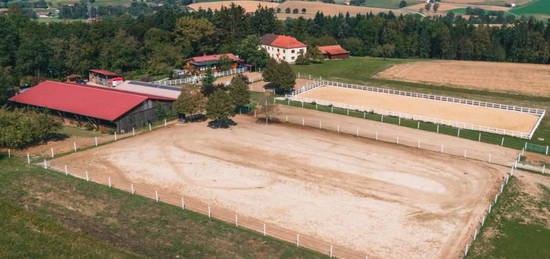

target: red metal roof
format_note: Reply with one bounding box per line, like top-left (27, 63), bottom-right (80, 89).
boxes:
top-left (318, 45), bottom-right (349, 55)
top-left (262, 34), bottom-right (306, 49)
top-left (187, 53), bottom-right (242, 63)
top-left (89, 69), bottom-right (120, 77)
top-left (9, 81), bottom-right (173, 121)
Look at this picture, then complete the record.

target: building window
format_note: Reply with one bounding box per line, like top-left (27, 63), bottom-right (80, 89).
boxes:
top-left (291, 50), bottom-right (295, 53)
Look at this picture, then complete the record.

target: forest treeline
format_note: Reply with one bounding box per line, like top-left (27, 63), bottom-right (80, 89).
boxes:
top-left (1, 4), bottom-right (550, 103)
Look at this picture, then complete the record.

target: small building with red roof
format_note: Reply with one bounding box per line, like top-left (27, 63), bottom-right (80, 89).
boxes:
top-left (261, 34), bottom-right (307, 64)
top-left (88, 69), bottom-right (123, 87)
top-left (183, 53), bottom-right (245, 75)
top-left (9, 80), bottom-right (175, 133)
top-left (317, 45), bottom-right (350, 60)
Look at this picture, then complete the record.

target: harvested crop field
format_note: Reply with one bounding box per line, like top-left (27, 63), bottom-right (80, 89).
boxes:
top-left (296, 86), bottom-right (540, 135)
top-left (406, 3), bottom-right (510, 13)
top-left (375, 60), bottom-right (550, 97)
top-left (187, 1), bottom-right (278, 12)
top-left (50, 115), bottom-right (508, 258)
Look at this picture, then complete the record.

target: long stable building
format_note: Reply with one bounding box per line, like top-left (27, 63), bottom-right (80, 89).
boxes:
top-left (9, 81), bottom-right (175, 133)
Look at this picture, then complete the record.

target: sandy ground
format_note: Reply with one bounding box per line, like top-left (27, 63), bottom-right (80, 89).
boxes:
top-left (50, 115), bottom-right (508, 258)
top-left (248, 78), bottom-right (314, 92)
top-left (276, 105), bottom-right (520, 166)
top-left (214, 72), bottom-right (263, 86)
top-left (296, 86), bottom-right (539, 134)
top-left (375, 60), bottom-right (550, 97)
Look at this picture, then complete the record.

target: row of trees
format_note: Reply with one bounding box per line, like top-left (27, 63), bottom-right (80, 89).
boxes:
top-left (172, 74), bottom-right (250, 128)
top-left (0, 108), bottom-right (62, 149)
top-left (2, 4), bottom-right (550, 105)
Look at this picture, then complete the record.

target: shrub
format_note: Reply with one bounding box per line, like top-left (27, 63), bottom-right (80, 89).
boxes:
top-left (0, 109), bottom-right (62, 149)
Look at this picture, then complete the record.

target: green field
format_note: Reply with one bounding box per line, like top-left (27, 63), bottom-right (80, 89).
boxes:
top-left (291, 57), bottom-right (550, 149)
top-left (510, 0), bottom-right (550, 15)
top-left (447, 8), bottom-right (468, 14)
top-left (0, 155), bottom-right (326, 258)
top-left (467, 176), bottom-right (550, 258)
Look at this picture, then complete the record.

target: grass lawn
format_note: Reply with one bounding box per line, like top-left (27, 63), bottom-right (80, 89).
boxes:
top-left (447, 8), bottom-right (468, 14)
top-left (510, 0), bottom-right (550, 15)
top-left (290, 56), bottom-right (550, 148)
top-left (0, 155), bottom-right (326, 258)
top-left (467, 176), bottom-right (550, 258)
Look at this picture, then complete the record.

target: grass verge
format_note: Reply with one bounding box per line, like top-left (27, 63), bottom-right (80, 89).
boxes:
top-left (467, 176), bottom-right (550, 258)
top-left (0, 155), bottom-right (326, 258)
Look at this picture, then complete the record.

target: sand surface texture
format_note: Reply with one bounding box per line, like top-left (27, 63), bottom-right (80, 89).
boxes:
top-left (297, 86), bottom-right (539, 134)
top-left (51, 116), bottom-right (507, 258)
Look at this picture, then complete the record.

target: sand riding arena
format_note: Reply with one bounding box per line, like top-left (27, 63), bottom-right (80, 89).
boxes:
top-left (48, 115), bottom-right (511, 259)
top-left (286, 80), bottom-right (544, 139)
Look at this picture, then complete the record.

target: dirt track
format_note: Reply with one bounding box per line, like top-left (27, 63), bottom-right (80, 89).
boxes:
top-left (375, 60), bottom-right (550, 97)
top-left (51, 115), bottom-right (508, 258)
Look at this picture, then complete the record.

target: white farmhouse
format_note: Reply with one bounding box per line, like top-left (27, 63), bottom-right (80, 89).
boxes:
top-left (261, 34), bottom-right (307, 64)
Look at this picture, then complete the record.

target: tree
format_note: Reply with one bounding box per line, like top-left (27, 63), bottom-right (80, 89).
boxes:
top-left (236, 35), bottom-right (269, 69)
top-left (99, 29), bottom-right (142, 73)
top-left (0, 109), bottom-right (62, 149)
top-left (262, 58), bottom-right (278, 83)
top-left (228, 75), bottom-right (250, 111)
top-left (172, 85), bottom-right (206, 121)
top-left (201, 70), bottom-right (215, 96)
top-left (218, 55), bottom-right (233, 71)
top-left (433, 2), bottom-right (440, 13)
top-left (292, 8), bottom-right (299, 14)
top-left (257, 91), bottom-right (278, 124)
top-left (399, 0), bottom-right (407, 8)
top-left (294, 52), bottom-right (309, 65)
top-left (206, 88), bottom-right (235, 127)
top-left (174, 16), bottom-right (217, 55)
top-left (306, 47), bottom-right (324, 63)
top-left (301, 8), bottom-right (306, 14)
top-left (285, 8), bottom-right (290, 14)
top-left (270, 61), bottom-right (295, 93)
top-left (425, 3), bottom-right (432, 12)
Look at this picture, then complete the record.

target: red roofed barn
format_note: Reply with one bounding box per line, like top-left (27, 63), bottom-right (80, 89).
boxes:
top-left (261, 34), bottom-right (307, 64)
top-left (9, 81), bottom-right (175, 133)
top-left (317, 45), bottom-right (350, 60)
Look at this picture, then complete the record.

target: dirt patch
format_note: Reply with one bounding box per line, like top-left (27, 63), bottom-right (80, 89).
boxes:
top-left (51, 115), bottom-right (507, 258)
top-left (375, 60), bottom-right (550, 97)
top-left (296, 86), bottom-right (539, 134)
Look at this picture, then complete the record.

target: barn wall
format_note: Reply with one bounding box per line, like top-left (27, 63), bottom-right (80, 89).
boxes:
top-left (115, 100), bottom-right (173, 133)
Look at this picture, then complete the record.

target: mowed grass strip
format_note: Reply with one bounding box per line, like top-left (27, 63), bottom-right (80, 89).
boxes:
top-left (0, 155), bottom-right (327, 259)
top-left (291, 57), bottom-right (550, 147)
top-left (467, 176), bottom-right (550, 258)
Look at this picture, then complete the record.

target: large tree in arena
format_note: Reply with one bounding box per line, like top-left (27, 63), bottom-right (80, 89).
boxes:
top-left (206, 88), bottom-right (235, 128)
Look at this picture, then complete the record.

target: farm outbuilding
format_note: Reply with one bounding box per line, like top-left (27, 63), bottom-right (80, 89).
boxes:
top-left (9, 81), bottom-right (175, 133)
top-left (88, 69), bottom-right (122, 87)
top-left (317, 45), bottom-right (349, 60)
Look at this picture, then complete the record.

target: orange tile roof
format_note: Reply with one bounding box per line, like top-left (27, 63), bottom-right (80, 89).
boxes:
top-left (262, 34), bottom-right (306, 49)
top-left (317, 45), bottom-right (349, 55)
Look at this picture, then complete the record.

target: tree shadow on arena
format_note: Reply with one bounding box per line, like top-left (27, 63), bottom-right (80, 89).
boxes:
top-left (208, 119), bottom-right (237, 129)
top-left (254, 117), bottom-right (282, 125)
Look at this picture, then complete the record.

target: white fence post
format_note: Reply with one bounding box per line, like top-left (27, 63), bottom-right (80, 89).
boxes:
top-left (235, 213), bottom-right (238, 227)
top-left (73, 141), bottom-right (77, 152)
top-left (437, 124), bottom-right (440, 133)
top-left (296, 234), bottom-right (300, 247)
top-left (50, 147), bottom-right (54, 158)
top-left (27, 153), bottom-right (30, 164)
top-left (132, 128), bottom-right (135, 136)
top-left (263, 223), bottom-right (266, 236)
top-left (329, 245), bottom-right (333, 258)
top-left (149, 123), bottom-right (152, 131)
top-left (114, 132), bottom-right (117, 141)
top-left (7, 149), bottom-right (10, 158)
top-left (43, 159), bottom-right (47, 169)
top-left (64, 165), bottom-right (68, 175)
top-left (85, 171), bottom-right (89, 181)
top-left (208, 205), bottom-right (211, 218)
top-left (95, 136), bottom-right (98, 146)
top-left (164, 119), bottom-right (167, 127)
top-left (131, 184), bottom-right (135, 194)
top-left (501, 137), bottom-right (504, 146)
top-left (181, 197), bottom-right (185, 209)
top-left (108, 177), bottom-right (112, 188)
top-left (155, 191), bottom-right (159, 202)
